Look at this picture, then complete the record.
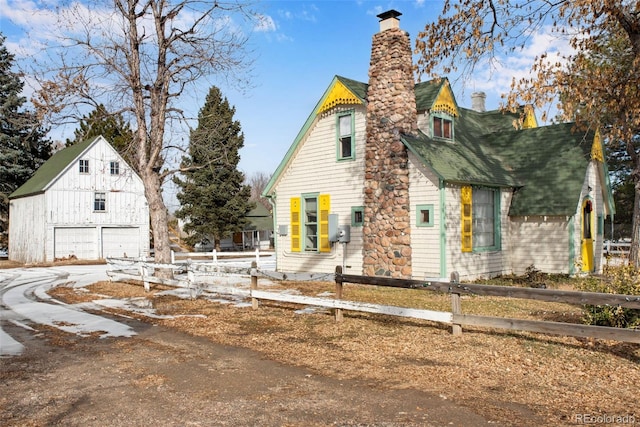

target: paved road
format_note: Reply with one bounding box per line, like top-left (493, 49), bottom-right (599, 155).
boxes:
top-left (0, 265), bottom-right (136, 357)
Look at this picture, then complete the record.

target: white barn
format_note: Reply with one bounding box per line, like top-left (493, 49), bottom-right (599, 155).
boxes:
top-left (9, 135), bottom-right (149, 263)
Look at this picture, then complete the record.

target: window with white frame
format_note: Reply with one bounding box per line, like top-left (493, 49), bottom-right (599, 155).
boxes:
top-left (94, 192), bottom-right (106, 212)
top-left (110, 161), bottom-right (120, 175)
top-left (79, 159), bottom-right (89, 174)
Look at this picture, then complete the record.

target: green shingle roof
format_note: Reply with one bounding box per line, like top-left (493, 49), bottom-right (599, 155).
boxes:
top-left (265, 75), bottom-right (608, 217)
top-left (9, 136), bottom-right (98, 200)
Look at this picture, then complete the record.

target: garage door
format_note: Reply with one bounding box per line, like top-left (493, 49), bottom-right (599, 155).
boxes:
top-left (102, 227), bottom-right (140, 258)
top-left (54, 227), bottom-right (98, 260)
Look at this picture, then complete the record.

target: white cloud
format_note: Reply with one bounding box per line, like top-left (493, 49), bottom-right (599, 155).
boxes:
top-left (255, 14), bottom-right (277, 33)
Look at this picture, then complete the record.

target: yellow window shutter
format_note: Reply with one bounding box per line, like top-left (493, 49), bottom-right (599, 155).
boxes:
top-left (291, 197), bottom-right (301, 252)
top-left (318, 194), bottom-right (331, 253)
top-left (461, 186), bottom-right (472, 252)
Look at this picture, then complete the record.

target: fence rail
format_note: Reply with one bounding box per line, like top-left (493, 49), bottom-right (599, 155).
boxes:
top-left (605, 241), bottom-right (631, 257)
top-left (105, 258), bottom-right (640, 344)
top-left (334, 266), bottom-right (640, 343)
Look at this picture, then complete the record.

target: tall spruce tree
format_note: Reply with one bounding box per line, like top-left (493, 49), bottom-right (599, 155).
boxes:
top-left (174, 86), bottom-right (253, 249)
top-left (0, 34), bottom-right (51, 248)
top-left (66, 104), bottom-right (135, 170)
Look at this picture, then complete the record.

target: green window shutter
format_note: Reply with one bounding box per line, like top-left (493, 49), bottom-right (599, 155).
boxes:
top-left (461, 186), bottom-right (472, 252)
top-left (319, 194), bottom-right (331, 253)
top-left (291, 197), bottom-right (301, 252)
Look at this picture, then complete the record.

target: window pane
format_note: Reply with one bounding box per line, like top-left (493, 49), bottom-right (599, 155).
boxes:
top-left (110, 161), bottom-right (120, 175)
top-left (341, 136), bottom-right (352, 158)
top-left (421, 209), bottom-right (429, 224)
top-left (339, 115), bottom-right (351, 136)
top-left (304, 197), bottom-right (318, 251)
top-left (443, 119), bottom-right (451, 138)
top-left (94, 193), bottom-right (106, 211)
top-left (433, 117), bottom-right (442, 137)
top-left (472, 188), bottom-right (495, 248)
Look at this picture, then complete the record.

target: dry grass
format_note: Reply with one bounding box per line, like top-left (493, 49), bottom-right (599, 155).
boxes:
top-left (49, 278), bottom-right (640, 426)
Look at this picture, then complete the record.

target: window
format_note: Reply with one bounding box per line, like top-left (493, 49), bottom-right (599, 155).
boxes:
top-left (94, 192), bottom-right (106, 212)
top-left (304, 196), bottom-right (318, 251)
top-left (110, 161), bottom-right (120, 175)
top-left (461, 186), bottom-right (500, 252)
top-left (416, 204), bottom-right (434, 227)
top-left (79, 159), bottom-right (89, 174)
top-left (290, 194), bottom-right (330, 253)
top-left (337, 112), bottom-right (355, 160)
top-left (433, 115), bottom-right (453, 139)
top-left (351, 206), bottom-right (364, 227)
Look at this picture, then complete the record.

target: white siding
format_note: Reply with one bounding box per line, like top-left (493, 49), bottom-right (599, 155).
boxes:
top-left (408, 153), bottom-right (443, 279)
top-left (273, 106), bottom-right (366, 275)
top-left (8, 194), bottom-right (46, 263)
top-left (10, 136), bottom-right (150, 263)
top-left (445, 184), bottom-right (512, 281)
top-left (509, 216), bottom-right (571, 275)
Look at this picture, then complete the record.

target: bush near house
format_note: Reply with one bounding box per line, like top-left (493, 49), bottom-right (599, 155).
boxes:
top-left (578, 265), bottom-right (640, 328)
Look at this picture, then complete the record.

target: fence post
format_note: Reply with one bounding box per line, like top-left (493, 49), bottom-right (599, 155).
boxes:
top-left (171, 250), bottom-right (175, 264)
top-left (450, 271), bottom-right (462, 336)
top-left (250, 260), bottom-right (259, 309)
top-left (140, 257), bottom-right (150, 292)
top-left (212, 249), bottom-right (219, 272)
top-left (335, 265), bottom-right (343, 322)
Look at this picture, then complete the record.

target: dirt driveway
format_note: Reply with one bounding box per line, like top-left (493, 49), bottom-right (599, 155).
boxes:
top-left (1, 316), bottom-right (494, 427)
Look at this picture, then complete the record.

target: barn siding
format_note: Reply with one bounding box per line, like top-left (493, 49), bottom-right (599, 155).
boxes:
top-left (9, 136), bottom-right (149, 263)
top-left (274, 106), bottom-right (366, 275)
top-left (8, 194), bottom-right (47, 264)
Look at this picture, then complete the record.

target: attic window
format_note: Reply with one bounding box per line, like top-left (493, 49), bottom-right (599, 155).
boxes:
top-left (110, 161), bottom-right (120, 175)
top-left (337, 111), bottom-right (355, 161)
top-left (79, 159), bottom-right (89, 174)
top-left (433, 115), bottom-right (453, 140)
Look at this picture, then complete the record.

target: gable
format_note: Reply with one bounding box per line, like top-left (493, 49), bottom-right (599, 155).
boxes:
top-left (430, 81), bottom-right (459, 117)
top-left (317, 78), bottom-right (365, 114)
top-left (9, 135), bottom-right (136, 200)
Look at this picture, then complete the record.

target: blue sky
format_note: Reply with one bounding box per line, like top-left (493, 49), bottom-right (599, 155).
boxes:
top-left (1, 1), bottom-right (567, 210)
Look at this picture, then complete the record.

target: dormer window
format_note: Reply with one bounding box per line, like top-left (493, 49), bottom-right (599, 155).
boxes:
top-left (432, 113), bottom-right (453, 140)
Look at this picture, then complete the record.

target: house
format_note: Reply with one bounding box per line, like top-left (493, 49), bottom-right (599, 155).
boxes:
top-left (181, 204), bottom-right (273, 252)
top-left (9, 135), bottom-right (149, 263)
top-left (262, 10), bottom-right (615, 281)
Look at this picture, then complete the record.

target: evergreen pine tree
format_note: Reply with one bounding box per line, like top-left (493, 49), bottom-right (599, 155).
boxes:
top-left (174, 86), bottom-right (253, 249)
top-left (0, 34), bottom-right (52, 248)
top-left (66, 104), bottom-right (135, 170)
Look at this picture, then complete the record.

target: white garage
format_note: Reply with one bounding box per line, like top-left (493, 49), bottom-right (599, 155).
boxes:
top-left (54, 227), bottom-right (98, 260)
top-left (102, 227), bottom-right (141, 258)
top-left (9, 136), bottom-right (149, 264)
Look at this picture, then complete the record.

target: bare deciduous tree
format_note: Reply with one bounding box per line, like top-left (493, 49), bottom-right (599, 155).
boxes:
top-left (29, 0), bottom-right (258, 274)
top-left (247, 171), bottom-right (271, 211)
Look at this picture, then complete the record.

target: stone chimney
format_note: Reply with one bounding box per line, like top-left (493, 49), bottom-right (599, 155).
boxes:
top-left (362, 10), bottom-right (417, 278)
top-left (471, 91), bottom-right (487, 112)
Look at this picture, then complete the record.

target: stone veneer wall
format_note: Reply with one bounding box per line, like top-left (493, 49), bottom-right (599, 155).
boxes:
top-left (362, 26), bottom-right (417, 278)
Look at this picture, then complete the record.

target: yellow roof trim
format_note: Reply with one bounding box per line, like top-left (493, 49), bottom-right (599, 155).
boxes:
top-left (522, 105), bottom-right (538, 129)
top-left (431, 82), bottom-right (459, 117)
top-left (317, 80), bottom-right (363, 114)
top-left (591, 129), bottom-right (604, 162)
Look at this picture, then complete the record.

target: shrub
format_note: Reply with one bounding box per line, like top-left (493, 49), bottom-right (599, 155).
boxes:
top-left (577, 265), bottom-right (640, 328)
